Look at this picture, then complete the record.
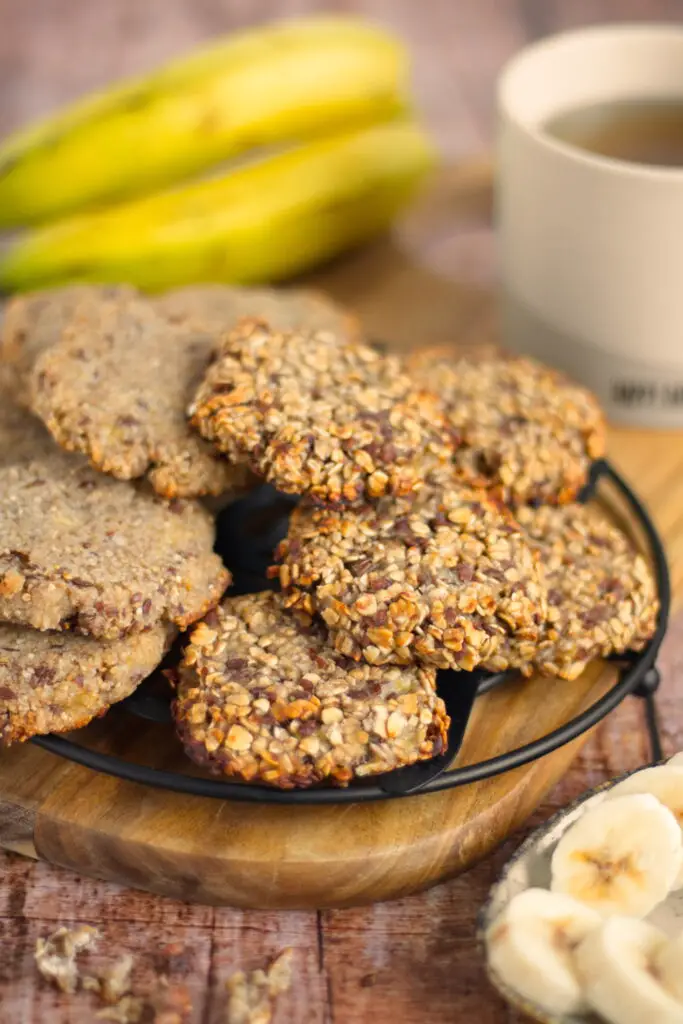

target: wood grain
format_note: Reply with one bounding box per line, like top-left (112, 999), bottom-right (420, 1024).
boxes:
top-left (1, 0), bottom-right (682, 1020)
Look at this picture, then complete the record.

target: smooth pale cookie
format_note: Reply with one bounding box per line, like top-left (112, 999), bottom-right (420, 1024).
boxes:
top-left (28, 292), bottom-right (255, 499)
top-left (0, 454), bottom-right (229, 639)
top-left (483, 503), bottom-right (659, 680)
top-left (1, 285), bottom-right (136, 407)
top-left (174, 591), bottom-right (449, 789)
top-left (0, 621), bottom-right (174, 744)
top-left (190, 318), bottom-right (454, 507)
top-left (406, 348), bottom-right (605, 506)
top-left (272, 489), bottom-right (547, 670)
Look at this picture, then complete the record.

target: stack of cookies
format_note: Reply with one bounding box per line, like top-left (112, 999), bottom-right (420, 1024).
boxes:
top-left (0, 285), bottom-right (659, 790)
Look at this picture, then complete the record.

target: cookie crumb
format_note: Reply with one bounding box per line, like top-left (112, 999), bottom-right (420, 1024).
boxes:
top-left (226, 948), bottom-right (293, 1024)
top-left (95, 994), bottom-right (145, 1023)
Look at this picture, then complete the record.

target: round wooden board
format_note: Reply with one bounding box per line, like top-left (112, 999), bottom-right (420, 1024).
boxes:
top-left (0, 164), bottom-right (677, 909)
top-left (0, 660), bottom-right (618, 909)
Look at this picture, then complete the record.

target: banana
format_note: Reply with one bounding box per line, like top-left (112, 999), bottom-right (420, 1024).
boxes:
top-left (608, 765), bottom-right (683, 888)
top-left (485, 887), bottom-right (600, 1017)
top-left (654, 931), bottom-right (683, 1003)
top-left (575, 917), bottom-right (683, 1024)
top-left (0, 121), bottom-right (435, 293)
top-left (0, 16), bottom-right (409, 228)
top-left (550, 793), bottom-right (682, 917)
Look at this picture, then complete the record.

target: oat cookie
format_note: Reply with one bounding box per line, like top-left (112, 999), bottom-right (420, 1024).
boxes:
top-left (29, 293), bottom-right (255, 499)
top-left (1, 285), bottom-right (136, 407)
top-left (0, 384), bottom-right (54, 466)
top-left (0, 455), bottom-right (229, 638)
top-left (272, 489), bottom-right (546, 670)
top-left (0, 620), bottom-right (173, 744)
top-left (484, 503), bottom-right (659, 680)
top-left (190, 319), bottom-right (454, 507)
top-left (175, 591), bottom-right (449, 788)
top-left (406, 348), bottom-right (605, 506)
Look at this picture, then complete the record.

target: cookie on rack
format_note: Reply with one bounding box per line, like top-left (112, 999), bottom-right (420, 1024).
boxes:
top-left (0, 452), bottom-right (230, 639)
top-left (483, 503), bottom-right (659, 680)
top-left (406, 347), bottom-right (605, 506)
top-left (190, 318), bottom-right (454, 507)
top-left (0, 620), bottom-right (175, 745)
top-left (28, 291), bottom-right (255, 499)
top-left (272, 488), bottom-right (547, 670)
top-left (174, 591), bottom-right (449, 789)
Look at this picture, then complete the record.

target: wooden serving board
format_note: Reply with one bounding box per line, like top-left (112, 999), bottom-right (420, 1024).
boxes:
top-left (1, 165), bottom-right (681, 910)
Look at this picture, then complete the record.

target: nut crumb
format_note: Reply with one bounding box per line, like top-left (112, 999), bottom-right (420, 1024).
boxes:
top-left (226, 948), bottom-right (293, 1024)
top-left (95, 994), bottom-right (145, 1023)
top-left (34, 924), bottom-right (100, 994)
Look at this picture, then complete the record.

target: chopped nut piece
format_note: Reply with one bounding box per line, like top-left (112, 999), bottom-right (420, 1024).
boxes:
top-left (34, 924), bottom-right (100, 994)
top-left (226, 949), bottom-right (294, 1024)
top-left (175, 592), bottom-right (448, 788)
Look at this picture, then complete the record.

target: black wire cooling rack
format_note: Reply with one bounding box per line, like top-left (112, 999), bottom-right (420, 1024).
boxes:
top-left (32, 457), bottom-right (670, 805)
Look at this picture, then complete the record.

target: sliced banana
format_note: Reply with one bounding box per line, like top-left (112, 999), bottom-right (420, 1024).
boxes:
top-left (485, 887), bottom-right (600, 1017)
top-left (609, 765), bottom-right (683, 888)
top-left (575, 916), bottom-right (683, 1024)
top-left (550, 792), bottom-right (682, 917)
top-left (654, 931), bottom-right (683, 1004)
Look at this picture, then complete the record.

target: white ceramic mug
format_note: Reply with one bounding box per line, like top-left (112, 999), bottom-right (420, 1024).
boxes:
top-left (497, 24), bottom-right (683, 427)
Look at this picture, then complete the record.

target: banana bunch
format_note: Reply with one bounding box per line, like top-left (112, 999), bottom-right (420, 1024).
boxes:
top-left (0, 16), bottom-right (435, 292)
top-left (486, 753), bottom-right (683, 1024)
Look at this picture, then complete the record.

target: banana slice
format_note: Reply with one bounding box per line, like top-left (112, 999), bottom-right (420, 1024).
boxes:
top-left (654, 931), bottom-right (683, 1004)
top-left (575, 916), bottom-right (683, 1024)
top-left (609, 765), bottom-right (683, 889)
top-left (485, 887), bottom-right (600, 1017)
top-left (550, 793), bottom-right (682, 916)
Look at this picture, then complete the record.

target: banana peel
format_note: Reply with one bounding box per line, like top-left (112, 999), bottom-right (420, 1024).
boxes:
top-left (0, 120), bottom-right (436, 293)
top-left (0, 16), bottom-right (409, 228)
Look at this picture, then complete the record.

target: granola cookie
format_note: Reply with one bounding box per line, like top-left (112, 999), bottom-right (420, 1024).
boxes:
top-left (0, 455), bottom-right (229, 639)
top-left (190, 319), bottom-right (454, 507)
top-left (28, 292), bottom-right (255, 499)
top-left (484, 503), bottom-right (659, 679)
top-left (0, 620), bottom-right (173, 744)
top-left (406, 348), bottom-right (605, 506)
top-left (0, 383), bottom-right (54, 466)
top-left (175, 591), bottom-right (449, 788)
top-left (272, 489), bottom-right (547, 670)
top-left (1, 285), bottom-right (136, 406)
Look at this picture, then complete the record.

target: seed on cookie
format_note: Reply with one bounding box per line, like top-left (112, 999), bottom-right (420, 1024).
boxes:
top-left (271, 488), bottom-right (547, 670)
top-left (0, 620), bottom-right (175, 744)
top-left (0, 453), bottom-right (230, 639)
top-left (190, 318), bottom-right (454, 507)
top-left (405, 348), bottom-right (605, 506)
top-left (483, 503), bottom-right (659, 680)
top-left (28, 292), bottom-right (256, 500)
top-left (174, 591), bottom-right (449, 788)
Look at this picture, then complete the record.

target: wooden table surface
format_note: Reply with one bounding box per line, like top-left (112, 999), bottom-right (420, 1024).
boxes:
top-left (2, 0), bottom-right (683, 1020)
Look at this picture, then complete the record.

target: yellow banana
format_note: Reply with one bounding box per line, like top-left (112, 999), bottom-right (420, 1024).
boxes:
top-left (0, 16), bottom-right (409, 228)
top-left (0, 120), bottom-right (435, 293)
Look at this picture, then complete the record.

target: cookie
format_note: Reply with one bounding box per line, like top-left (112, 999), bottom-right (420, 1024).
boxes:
top-left (406, 348), bottom-right (605, 506)
top-left (0, 454), bottom-right (230, 639)
top-left (28, 293), bottom-right (256, 500)
top-left (1, 285), bottom-right (136, 407)
top-left (272, 488), bottom-right (546, 670)
top-left (0, 620), bottom-right (174, 744)
top-left (154, 283), bottom-right (360, 341)
top-left (175, 591), bottom-right (448, 788)
top-left (190, 318), bottom-right (454, 507)
top-left (483, 503), bottom-right (659, 680)
top-left (0, 383), bottom-right (53, 467)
